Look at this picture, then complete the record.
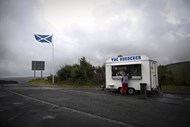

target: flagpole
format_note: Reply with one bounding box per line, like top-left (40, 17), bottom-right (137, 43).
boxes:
top-left (52, 35), bottom-right (55, 84)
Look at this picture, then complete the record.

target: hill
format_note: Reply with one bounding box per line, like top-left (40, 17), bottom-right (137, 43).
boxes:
top-left (158, 61), bottom-right (190, 86)
top-left (0, 80), bottom-right (18, 84)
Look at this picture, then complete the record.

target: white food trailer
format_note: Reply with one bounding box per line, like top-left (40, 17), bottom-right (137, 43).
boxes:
top-left (105, 55), bottom-right (159, 94)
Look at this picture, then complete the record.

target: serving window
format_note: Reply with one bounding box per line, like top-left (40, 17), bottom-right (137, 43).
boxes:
top-left (111, 64), bottom-right (142, 79)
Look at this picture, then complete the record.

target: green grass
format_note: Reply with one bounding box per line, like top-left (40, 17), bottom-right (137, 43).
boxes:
top-left (162, 85), bottom-right (190, 91)
top-left (28, 78), bottom-right (52, 85)
top-left (28, 79), bottom-right (100, 88)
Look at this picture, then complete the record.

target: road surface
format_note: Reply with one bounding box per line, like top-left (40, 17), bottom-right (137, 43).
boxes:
top-left (0, 84), bottom-right (190, 127)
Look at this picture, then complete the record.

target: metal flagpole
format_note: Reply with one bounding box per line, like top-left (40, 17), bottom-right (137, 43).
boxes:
top-left (52, 35), bottom-right (54, 84)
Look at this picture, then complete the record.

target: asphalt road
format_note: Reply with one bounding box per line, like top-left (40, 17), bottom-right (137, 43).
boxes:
top-left (0, 84), bottom-right (190, 127)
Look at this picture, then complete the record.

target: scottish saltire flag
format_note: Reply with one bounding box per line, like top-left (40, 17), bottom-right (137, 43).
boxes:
top-left (34, 34), bottom-right (53, 43)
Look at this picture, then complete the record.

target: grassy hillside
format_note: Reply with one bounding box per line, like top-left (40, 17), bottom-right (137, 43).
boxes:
top-left (158, 61), bottom-right (190, 86)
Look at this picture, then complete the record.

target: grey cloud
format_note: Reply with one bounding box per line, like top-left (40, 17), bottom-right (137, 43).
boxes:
top-left (0, 0), bottom-right (190, 77)
top-left (63, 0), bottom-right (190, 65)
top-left (0, 0), bottom-right (54, 77)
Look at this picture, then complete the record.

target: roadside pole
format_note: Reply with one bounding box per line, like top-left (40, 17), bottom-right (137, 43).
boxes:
top-left (52, 35), bottom-right (54, 84)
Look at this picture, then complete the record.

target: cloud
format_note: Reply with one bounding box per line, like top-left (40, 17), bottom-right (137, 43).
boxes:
top-left (0, 0), bottom-right (190, 77)
top-left (0, 0), bottom-right (54, 77)
top-left (61, 0), bottom-right (190, 64)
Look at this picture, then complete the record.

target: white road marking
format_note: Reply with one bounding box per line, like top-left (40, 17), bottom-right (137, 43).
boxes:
top-left (12, 102), bottom-right (23, 105)
top-left (43, 115), bottom-right (56, 120)
top-left (5, 89), bottom-right (138, 127)
top-left (6, 90), bottom-right (58, 108)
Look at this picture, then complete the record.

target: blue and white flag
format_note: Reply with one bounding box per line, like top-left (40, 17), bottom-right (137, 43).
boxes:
top-left (34, 34), bottom-right (53, 43)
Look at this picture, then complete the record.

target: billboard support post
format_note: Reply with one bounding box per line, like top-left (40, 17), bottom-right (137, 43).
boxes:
top-left (41, 70), bottom-right (43, 79)
top-left (34, 70), bottom-right (36, 79)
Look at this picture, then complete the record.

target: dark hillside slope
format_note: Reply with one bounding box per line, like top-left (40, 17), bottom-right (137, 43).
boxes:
top-left (167, 61), bottom-right (190, 85)
top-left (158, 61), bottom-right (190, 86)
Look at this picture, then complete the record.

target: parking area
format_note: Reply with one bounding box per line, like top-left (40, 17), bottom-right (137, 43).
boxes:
top-left (0, 84), bottom-right (190, 127)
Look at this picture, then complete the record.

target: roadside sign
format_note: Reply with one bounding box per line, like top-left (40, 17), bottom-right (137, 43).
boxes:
top-left (32, 61), bottom-right (45, 79)
top-left (32, 61), bottom-right (45, 70)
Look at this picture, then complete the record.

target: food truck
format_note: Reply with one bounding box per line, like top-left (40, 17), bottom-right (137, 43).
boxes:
top-left (105, 55), bottom-right (159, 94)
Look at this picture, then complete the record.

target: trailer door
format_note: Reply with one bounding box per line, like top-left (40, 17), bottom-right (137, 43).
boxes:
top-left (150, 61), bottom-right (157, 89)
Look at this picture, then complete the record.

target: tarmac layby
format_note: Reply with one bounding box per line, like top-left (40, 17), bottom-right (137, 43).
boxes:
top-left (0, 84), bottom-right (190, 127)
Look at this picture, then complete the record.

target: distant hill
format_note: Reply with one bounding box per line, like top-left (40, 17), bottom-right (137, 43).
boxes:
top-left (0, 80), bottom-right (18, 84)
top-left (158, 61), bottom-right (190, 86)
top-left (0, 77), bottom-right (34, 84)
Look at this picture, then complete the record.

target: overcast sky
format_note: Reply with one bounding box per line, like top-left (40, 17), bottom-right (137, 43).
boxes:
top-left (0, 0), bottom-right (190, 77)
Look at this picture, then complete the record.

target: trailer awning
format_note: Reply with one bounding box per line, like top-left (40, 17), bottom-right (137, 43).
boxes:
top-left (106, 62), bottom-right (142, 66)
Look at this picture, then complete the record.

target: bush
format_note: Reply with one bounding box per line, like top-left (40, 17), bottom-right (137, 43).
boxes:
top-left (56, 57), bottom-right (105, 85)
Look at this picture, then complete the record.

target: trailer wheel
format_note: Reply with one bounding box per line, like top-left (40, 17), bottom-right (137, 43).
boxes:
top-left (128, 88), bottom-right (135, 95)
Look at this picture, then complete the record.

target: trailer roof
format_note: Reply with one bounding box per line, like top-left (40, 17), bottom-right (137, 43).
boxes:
top-left (106, 61), bottom-right (142, 66)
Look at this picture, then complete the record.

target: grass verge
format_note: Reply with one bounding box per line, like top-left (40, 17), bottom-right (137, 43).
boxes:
top-left (161, 85), bottom-right (190, 91)
top-left (28, 79), bottom-right (101, 88)
top-left (27, 78), bottom-right (52, 86)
